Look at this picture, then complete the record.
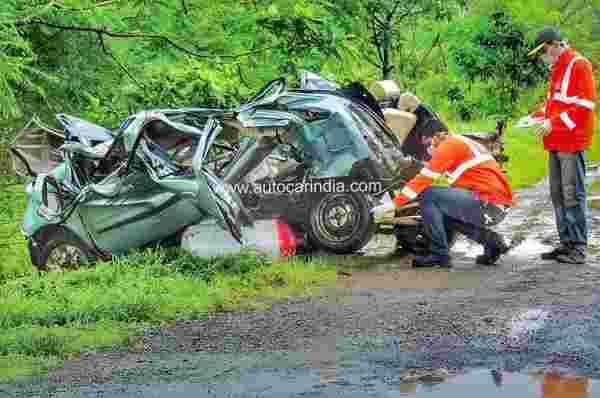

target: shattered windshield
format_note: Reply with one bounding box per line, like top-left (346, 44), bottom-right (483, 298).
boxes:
top-left (346, 102), bottom-right (405, 172)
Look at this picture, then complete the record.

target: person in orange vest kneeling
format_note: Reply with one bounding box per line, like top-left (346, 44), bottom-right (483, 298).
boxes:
top-left (371, 130), bottom-right (515, 268)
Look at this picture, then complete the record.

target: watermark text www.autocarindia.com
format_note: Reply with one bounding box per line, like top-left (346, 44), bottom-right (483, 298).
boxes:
top-left (226, 180), bottom-right (383, 195)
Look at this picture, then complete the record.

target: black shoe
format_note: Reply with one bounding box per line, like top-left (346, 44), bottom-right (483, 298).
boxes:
top-left (476, 233), bottom-right (510, 265)
top-left (413, 254), bottom-right (452, 268)
top-left (556, 247), bottom-right (586, 264)
top-left (540, 243), bottom-right (571, 260)
top-left (392, 245), bottom-right (411, 257)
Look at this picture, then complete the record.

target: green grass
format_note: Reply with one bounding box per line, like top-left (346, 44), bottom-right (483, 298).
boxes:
top-left (0, 249), bottom-right (336, 383)
top-left (0, 181), bottom-right (33, 281)
top-left (0, 354), bottom-right (62, 383)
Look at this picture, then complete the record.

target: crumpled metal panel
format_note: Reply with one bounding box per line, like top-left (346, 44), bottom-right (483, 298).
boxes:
top-left (9, 117), bottom-right (65, 177)
top-left (55, 113), bottom-right (113, 144)
top-left (299, 70), bottom-right (339, 90)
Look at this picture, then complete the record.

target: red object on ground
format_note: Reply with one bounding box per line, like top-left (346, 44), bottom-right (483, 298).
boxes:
top-left (181, 218), bottom-right (304, 259)
top-left (275, 219), bottom-right (300, 257)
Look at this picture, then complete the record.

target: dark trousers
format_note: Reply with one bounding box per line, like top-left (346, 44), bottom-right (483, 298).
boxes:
top-left (419, 187), bottom-right (505, 257)
top-left (548, 151), bottom-right (588, 247)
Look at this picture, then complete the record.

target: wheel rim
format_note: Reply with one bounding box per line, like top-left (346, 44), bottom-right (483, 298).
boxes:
top-left (46, 244), bottom-right (87, 272)
top-left (314, 194), bottom-right (361, 244)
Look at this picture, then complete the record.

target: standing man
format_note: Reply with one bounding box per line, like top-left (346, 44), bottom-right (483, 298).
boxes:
top-left (525, 27), bottom-right (597, 264)
top-left (371, 130), bottom-right (514, 268)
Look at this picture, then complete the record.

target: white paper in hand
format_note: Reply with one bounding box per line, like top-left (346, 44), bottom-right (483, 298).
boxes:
top-left (370, 202), bottom-right (396, 223)
top-left (381, 192), bottom-right (392, 204)
top-left (515, 115), bottom-right (545, 128)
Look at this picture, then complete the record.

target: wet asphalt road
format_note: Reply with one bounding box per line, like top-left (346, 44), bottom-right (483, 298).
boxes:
top-left (4, 166), bottom-right (600, 397)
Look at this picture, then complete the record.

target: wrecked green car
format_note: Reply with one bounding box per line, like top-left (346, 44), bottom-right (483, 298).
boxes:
top-left (10, 78), bottom-right (411, 270)
top-left (12, 112), bottom-right (253, 270)
top-left (10, 76), bottom-right (506, 271)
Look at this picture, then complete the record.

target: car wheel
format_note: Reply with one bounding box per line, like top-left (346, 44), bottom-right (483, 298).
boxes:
top-left (36, 228), bottom-right (96, 272)
top-left (307, 191), bottom-right (375, 254)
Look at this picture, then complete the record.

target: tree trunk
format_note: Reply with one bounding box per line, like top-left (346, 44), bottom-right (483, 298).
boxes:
top-left (382, 22), bottom-right (392, 79)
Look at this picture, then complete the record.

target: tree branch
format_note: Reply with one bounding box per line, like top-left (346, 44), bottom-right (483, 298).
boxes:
top-left (364, 53), bottom-right (383, 69)
top-left (181, 0), bottom-right (189, 15)
top-left (97, 32), bottom-right (146, 91)
top-left (372, 13), bottom-right (386, 29)
top-left (559, 0), bottom-right (592, 24)
top-left (368, 21), bottom-right (384, 65)
top-left (53, 0), bottom-right (123, 12)
top-left (559, 0), bottom-right (572, 12)
top-left (414, 32), bottom-right (441, 75)
top-left (388, 0), bottom-right (403, 21)
top-left (16, 18), bottom-right (211, 55)
top-left (236, 63), bottom-right (251, 89)
top-left (15, 18), bottom-right (278, 59)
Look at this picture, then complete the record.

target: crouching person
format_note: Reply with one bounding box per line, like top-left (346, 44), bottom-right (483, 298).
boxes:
top-left (372, 130), bottom-right (515, 268)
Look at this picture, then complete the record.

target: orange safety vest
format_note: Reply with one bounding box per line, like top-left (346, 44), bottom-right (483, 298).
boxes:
top-left (531, 48), bottom-right (597, 152)
top-left (393, 133), bottom-right (514, 207)
top-left (541, 371), bottom-right (590, 398)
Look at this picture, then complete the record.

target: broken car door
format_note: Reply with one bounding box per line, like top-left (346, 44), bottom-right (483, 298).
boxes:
top-left (75, 116), bottom-right (205, 254)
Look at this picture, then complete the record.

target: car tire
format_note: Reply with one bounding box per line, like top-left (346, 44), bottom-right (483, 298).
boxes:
top-left (35, 227), bottom-right (97, 272)
top-left (307, 191), bottom-right (375, 254)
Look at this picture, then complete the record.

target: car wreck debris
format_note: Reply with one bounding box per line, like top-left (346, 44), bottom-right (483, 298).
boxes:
top-left (181, 218), bottom-right (302, 258)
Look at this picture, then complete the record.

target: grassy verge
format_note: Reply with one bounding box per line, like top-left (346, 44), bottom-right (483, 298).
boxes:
top-left (0, 249), bottom-right (336, 383)
top-left (0, 180), bottom-right (32, 281)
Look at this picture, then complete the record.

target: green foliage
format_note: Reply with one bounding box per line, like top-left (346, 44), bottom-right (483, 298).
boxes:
top-left (0, 320), bottom-right (130, 357)
top-left (1, 0), bottom-right (597, 126)
top-left (0, 2), bottom-right (57, 119)
top-left (0, 181), bottom-right (32, 281)
top-left (0, 248), bottom-right (334, 329)
top-left (446, 9), bottom-right (547, 119)
top-left (0, 353), bottom-right (61, 383)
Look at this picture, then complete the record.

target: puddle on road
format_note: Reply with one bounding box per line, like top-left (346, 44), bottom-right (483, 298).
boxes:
top-left (451, 236), bottom-right (554, 259)
top-left (509, 309), bottom-right (549, 337)
top-left (509, 237), bottom-right (554, 257)
top-left (397, 368), bottom-right (597, 397)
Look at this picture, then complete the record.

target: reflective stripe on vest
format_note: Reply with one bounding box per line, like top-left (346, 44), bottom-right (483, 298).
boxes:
top-left (401, 186), bottom-right (418, 199)
top-left (560, 112), bottom-right (576, 130)
top-left (553, 56), bottom-right (596, 110)
top-left (447, 134), bottom-right (495, 184)
top-left (420, 167), bottom-right (441, 179)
